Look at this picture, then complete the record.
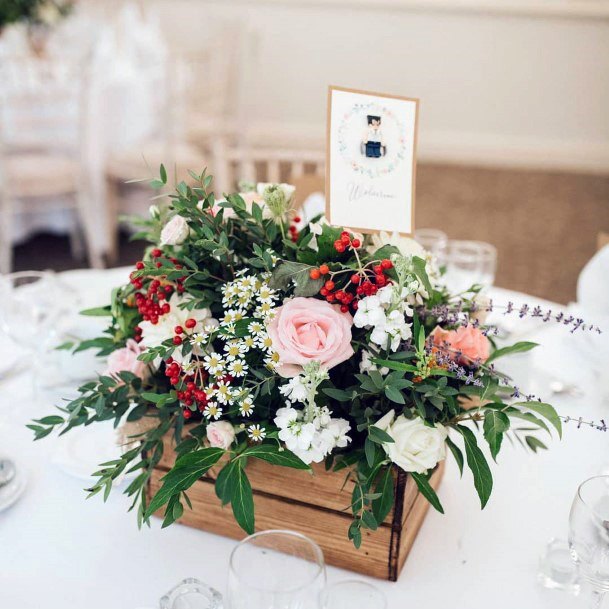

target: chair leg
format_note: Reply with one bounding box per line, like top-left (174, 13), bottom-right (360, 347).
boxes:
top-left (105, 177), bottom-right (120, 266)
top-left (0, 195), bottom-right (14, 274)
top-left (75, 188), bottom-right (104, 269)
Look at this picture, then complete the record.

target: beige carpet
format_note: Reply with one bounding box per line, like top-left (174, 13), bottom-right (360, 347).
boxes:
top-left (415, 164), bottom-right (609, 304)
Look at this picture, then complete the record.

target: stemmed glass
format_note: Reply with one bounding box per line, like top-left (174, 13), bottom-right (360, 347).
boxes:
top-left (444, 240), bottom-right (497, 294)
top-left (0, 271), bottom-right (64, 397)
top-left (414, 228), bottom-right (448, 261)
top-left (226, 530), bottom-right (326, 609)
top-left (569, 475), bottom-right (609, 607)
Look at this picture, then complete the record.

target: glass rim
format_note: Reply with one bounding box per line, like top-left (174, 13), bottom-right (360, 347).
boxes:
top-left (229, 529), bottom-right (325, 594)
top-left (321, 579), bottom-right (387, 608)
top-left (577, 475), bottom-right (609, 515)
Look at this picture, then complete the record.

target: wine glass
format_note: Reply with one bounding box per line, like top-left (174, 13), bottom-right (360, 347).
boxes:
top-left (226, 530), bottom-right (326, 609)
top-left (0, 271), bottom-right (64, 396)
top-left (414, 228), bottom-right (448, 260)
top-left (320, 580), bottom-right (387, 609)
top-left (444, 240), bottom-right (497, 294)
top-left (569, 475), bottom-right (609, 607)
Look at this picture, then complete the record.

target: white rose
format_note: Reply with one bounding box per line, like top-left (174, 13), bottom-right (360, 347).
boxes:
top-left (160, 215), bottom-right (189, 246)
top-left (375, 410), bottom-right (447, 474)
top-left (206, 421), bottom-right (236, 450)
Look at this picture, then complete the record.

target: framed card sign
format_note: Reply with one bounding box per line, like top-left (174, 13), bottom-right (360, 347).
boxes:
top-left (326, 86), bottom-right (419, 236)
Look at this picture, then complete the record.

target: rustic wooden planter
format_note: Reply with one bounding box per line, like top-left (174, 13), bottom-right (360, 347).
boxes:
top-left (147, 432), bottom-right (444, 581)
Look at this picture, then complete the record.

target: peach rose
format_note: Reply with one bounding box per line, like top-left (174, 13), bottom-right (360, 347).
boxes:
top-left (267, 297), bottom-right (354, 377)
top-left (430, 325), bottom-right (490, 366)
top-left (206, 421), bottom-right (236, 450)
top-left (104, 339), bottom-right (148, 381)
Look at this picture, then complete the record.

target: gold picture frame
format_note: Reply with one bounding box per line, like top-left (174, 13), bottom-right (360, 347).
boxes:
top-left (326, 85), bottom-right (419, 236)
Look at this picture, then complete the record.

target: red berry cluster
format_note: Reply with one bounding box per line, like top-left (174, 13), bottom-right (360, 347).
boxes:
top-left (309, 254), bottom-right (393, 314)
top-left (172, 317), bottom-right (197, 346)
top-left (288, 215), bottom-right (301, 243)
top-left (128, 250), bottom-right (187, 332)
top-left (333, 231), bottom-right (361, 254)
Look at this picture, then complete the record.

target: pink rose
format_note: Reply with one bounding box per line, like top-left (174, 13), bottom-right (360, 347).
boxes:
top-left (267, 297), bottom-right (354, 377)
top-left (206, 421), bottom-right (235, 449)
top-left (430, 325), bottom-right (490, 366)
top-left (160, 215), bottom-right (189, 245)
top-left (104, 339), bottom-right (148, 381)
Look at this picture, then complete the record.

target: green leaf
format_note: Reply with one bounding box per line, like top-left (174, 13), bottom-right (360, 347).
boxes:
top-left (372, 467), bottom-right (394, 523)
top-left (446, 436), bottom-right (464, 476)
top-left (368, 426), bottom-right (395, 445)
top-left (525, 435), bottom-right (548, 453)
top-left (146, 448), bottom-right (224, 516)
top-left (322, 387), bottom-right (354, 402)
top-left (410, 472), bottom-right (444, 513)
top-left (456, 426), bottom-right (493, 509)
top-left (79, 306), bottom-right (112, 317)
top-left (514, 401), bottom-right (562, 439)
top-left (411, 256), bottom-right (433, 295)
top-left (486, 341), bottom-right (538, 364)
top-left (385, 385), bottom-right (405, 405)
top-left (231, 464), bottom-right (255, 534)
top-left (483, 410), bottom-right (510, 461)
top-left (239, 443), bottom-right (311, 470)
top-left (361, 509), bottom-right (378, 531)
top-left (372, 358), bottom-right (418, 373)
top-left (364, 437), bottom-right (376, 468)
top-left (215, 461), bottom-right (237, 506)
top-left (351, 483), bottom-right (364, 515)
top-left (159, 164), bottom-right (168, 183)
top-left (269, 261), bottom-right (323, 297)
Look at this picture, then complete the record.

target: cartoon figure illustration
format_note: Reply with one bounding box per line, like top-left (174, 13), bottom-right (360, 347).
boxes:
top-left (361, 115), bottom-right (385, 158)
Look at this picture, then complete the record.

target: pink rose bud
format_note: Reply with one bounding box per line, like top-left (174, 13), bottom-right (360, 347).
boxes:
top-left (104, 339), bottom-right (148, 382)
top-left (430, 325), bottom-right (490, 366)
top-left (206, 421), bottom-right (236, 450)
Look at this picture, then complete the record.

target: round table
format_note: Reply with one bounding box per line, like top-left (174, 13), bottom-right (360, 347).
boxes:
top-left (0, 268), bottom-right (607, 609)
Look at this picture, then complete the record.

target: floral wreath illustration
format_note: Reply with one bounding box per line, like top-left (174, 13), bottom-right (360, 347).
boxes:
top-left (338, 102), bottom-right (408, 179)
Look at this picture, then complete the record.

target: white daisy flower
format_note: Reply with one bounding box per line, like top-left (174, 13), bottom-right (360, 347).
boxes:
top-left (254, 302), bottom-right (275, 319)
top-left (224, 341), bottom-right (243, 361)
top-left (264, 350), bottom-right (282, 371)
top-left (247, 321), bottom-right (265, 336)
top-left (247, 424), bottom-right (266, 442)
top-left (241, 336), bottom-right (255, 351)
top-left (203, 353), bottom-right (224, 375)
top-left (203, 402), bottom-right (223, 420)
top-left (257, 286), bottom-right (277, 304)
top-left (239, 397), bottom-right (254, 417)
top-left (256, 333), bottom-right (274, 351)
top-left (227, 359), bottom-right (248, 378)
top-left (214, 381), bottom-right (234, 405)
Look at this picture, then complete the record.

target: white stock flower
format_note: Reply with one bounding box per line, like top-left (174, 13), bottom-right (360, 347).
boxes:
top-left (160, 215), bottom-right (190, 246)
top-left (359, 350), bottom-right (389, 376)
top-left (375, 410), bottom-right (448, 474)
top-left (279, 376), bottom-right (309, 403)
top-left (367, 231), bottom-right (426, 259)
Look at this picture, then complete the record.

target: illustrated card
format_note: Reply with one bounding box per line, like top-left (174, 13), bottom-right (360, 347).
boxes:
top-left (326, 86), bottom-right (419, 235)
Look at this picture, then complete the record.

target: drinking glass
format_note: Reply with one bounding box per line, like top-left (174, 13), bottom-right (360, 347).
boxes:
top-left (414, 228), bottom-right (448, 260)
top-left (0, 271), bottom-right (64, 395)
top-left (569, 475), bottom-right (609, 607)
top-left (320, 580), bottom-right (387, 609)
top-left (160, 578), bottom-right (223, 609)
top-left (226, 530), bottom-right (326, 609)
top-left (444, 240), bottom-right (497, 294)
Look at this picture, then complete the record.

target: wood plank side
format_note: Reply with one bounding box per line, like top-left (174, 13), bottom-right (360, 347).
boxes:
top-left (156, 433), bottom-right (419, 526)
top-left (148, 470), bottom-right (392, 579)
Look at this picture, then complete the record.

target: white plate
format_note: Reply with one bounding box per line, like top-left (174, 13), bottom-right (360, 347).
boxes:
top-left (0, 469), bottom-right (27, 512)
top-left (52, 421), bottom-right (137, 483)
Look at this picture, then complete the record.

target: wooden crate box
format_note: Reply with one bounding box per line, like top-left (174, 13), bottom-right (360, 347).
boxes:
top-left (147, 432), bottom-right (444, 581)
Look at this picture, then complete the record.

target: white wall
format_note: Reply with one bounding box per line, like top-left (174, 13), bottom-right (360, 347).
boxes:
top-left (93, 0), bottom-right (609, 173)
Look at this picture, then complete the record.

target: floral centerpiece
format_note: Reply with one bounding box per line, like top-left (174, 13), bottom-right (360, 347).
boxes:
top-left (30, 168), bottom-right (566, 547)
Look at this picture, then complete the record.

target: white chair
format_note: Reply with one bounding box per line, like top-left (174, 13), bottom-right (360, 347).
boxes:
top-left (0, 57), bottom-right (102, 273)
top-left (219, 146), bottom-right (326, 195)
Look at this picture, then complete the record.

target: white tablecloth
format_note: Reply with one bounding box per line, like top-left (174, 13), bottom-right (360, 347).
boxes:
top-left (1, 269), bottom-right (608, 609)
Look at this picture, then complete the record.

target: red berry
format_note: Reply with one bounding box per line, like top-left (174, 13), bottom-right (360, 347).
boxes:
top-left (334, 240), bottom-right (343, 250)
top-left (183, 409), bottom-right (192, 420)
top-left (319, 264), bottom-right (330, 275)
top-left (340, 234), bottom-right (350, 245)
top-left (324, 280), bottom-right (335, 291)
top-left (381, 259), bottom-right (393, 270)
top-left (173, 335), bottom-right (183, 345)
top-left (164, 285), bottom-right (172, 293)
top-left (373, 264), bottom-right (382, 274)
top-left (376, 275), bottom-right (387, 287)
top-left (320, 287), bottom-right (329, 297)
top-left (350, 274), bottom-right (360, 284)
top-left (174, 325), bottom-right (183, 334)
top-left (135, 261), bottom-right (144, 270)
top-left (351, 239), bottom-right (361, 248)
top-left (170, 376), bottom-right (179, 385)
top-left (335, 290), bottom-right (345, 301)
top-left (352, 301), bottom-right (359, 310)
top-left (152, 249), bottom-right (162, 258)
top-left (326, 294), bottom-right (336, 302)
top-left (185, 318), bottom-right (197, 329)
top-left (162, 303), bottom-right (171, 314)
top-left (335, 243), bottom-right (346, 253)
top-left (356, 285), bottom-right (364, 295)
top-left (340, 304), bottom-right (349, 313)
top-left (155, 262), bottom-right (162, 268)
top-left (309, 268), bottom-right (321, 280)
top-left (293, 215), bottom-right (301, 223)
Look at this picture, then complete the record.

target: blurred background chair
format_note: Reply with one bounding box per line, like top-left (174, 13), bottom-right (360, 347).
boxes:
top-left (0, 56), bottom-right (102, 273)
